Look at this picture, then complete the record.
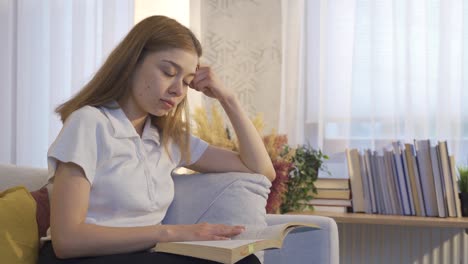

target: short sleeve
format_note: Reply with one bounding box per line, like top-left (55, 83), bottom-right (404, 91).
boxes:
top-left (178, 135), bottom-right (209, 167)
top-left (47, 106), bottom-right (101, 184)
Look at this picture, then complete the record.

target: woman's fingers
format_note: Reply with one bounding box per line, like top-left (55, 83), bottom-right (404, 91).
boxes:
top-left (190, 68), bottom-right (210, 89)
top-left (195, 223), bottom-right (245, 240)
top-left (216, 224), bottom-right (245, 237)
top-left (192, 78), bottom-right (211, 91)
top-left (188, 65), bottom-right (232, 100)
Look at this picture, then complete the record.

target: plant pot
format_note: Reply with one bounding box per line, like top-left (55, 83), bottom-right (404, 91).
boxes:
top-left (459, 193), bottom-right (468, 217)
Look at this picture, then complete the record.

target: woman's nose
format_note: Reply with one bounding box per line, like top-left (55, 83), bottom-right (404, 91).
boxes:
top-left (168, 80), bottom-right (184, 96)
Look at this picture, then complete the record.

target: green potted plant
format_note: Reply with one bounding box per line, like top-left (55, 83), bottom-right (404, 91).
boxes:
top-left (458, 166), bottom-right (468, 217)
top-left (280, 144), bottom-right (328, 214)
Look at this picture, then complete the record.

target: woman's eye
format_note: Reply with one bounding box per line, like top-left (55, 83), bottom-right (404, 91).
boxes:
top-left (164, 71), bottom-right (176, 77)
top-left (183, 80), bottom-right (191, 86)
top-left (184, 78), bottom-right (195, 87)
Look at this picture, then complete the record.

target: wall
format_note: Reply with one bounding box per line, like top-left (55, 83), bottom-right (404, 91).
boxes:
top-left (199, 0), bottom-right (282, 132)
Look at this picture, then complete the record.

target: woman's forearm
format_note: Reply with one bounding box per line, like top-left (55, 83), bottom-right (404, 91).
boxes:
top-left (52, 222), bottom-right (245, 259)
top-left (52, 223), bottom-right (168, 258)
top-left (189, 65), bottom-right (275, 180)
top-left (219, 95), bottom-right (276, 181)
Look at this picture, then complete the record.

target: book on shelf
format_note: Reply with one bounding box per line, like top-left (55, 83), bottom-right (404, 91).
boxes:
top-left (449, 155), bottom-right (463, 217)
top-left (391, 142), bottom-right (414, 215)
top-left (376, 154), bottom-right (391, 214)
top-left (344, 140), bottom-right (461, 218)
top-left (152, 222), bottom-right (320, 264)
top-left (315, 178), bottom-right (349, 189)
top-left (404, 143), bottom-right (426, 216)
top-left (307, 198), bottom-right (352, 207)
top-left (384, 149), bottom-right (402, 215)
top-left (313, 205), bottom-right (348, 213)
top-left (359, 152), bottom-right (374, 214)
top-left (364, 150), bottom-right (378, 213)
top-left (414, 139), bottom-right (439, 217)
top-left (315, 189), bottom-right (351, 200)
top-left (346, 149), bottom-right (366, 212)
top-left (438, 141), bottom-right (458, 217)
top-left (429, 144), bottom-right (447, 217)
top-left (399, 143), bottom-right (416, 215)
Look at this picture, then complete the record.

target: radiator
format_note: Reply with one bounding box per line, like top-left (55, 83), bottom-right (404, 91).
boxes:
top-left (337, 223), bottom-right (468, 264)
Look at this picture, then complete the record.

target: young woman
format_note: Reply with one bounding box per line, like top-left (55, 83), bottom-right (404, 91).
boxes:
top-left (38, 15), bottom-right (275, 264)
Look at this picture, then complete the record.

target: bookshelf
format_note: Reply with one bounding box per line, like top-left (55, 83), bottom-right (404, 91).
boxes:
top-left (303, 211), bottom-right (468, 264)
top-left (292, 211), bottom-right (468, 228)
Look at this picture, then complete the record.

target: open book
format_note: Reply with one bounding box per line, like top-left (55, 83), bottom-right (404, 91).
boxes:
top-left (152, 222), bottom-right (320, 264)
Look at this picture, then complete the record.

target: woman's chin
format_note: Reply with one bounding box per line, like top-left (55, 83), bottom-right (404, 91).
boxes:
top-left (151, 109), bottom-right (170, 117)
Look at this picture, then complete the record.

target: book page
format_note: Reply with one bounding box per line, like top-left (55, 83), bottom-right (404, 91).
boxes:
top-left (232, 223), bottom-right (318, 241)
top-left (166, 239), bottom-right (264, 249)
top-left (233, 224), bottom-right (286, 240)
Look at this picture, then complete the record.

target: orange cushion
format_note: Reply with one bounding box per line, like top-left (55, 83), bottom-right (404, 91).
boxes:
top-left (30, 187), bottom-right (50, 238)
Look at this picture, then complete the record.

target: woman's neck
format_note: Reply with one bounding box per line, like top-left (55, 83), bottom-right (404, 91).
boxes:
top-left (117, 98), bottom-right (148, 137)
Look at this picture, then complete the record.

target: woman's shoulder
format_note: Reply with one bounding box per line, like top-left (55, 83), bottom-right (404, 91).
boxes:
top-left (67, 105), bottom-right (108, 126)
top-left (58, 105), bottom-right (112, 145)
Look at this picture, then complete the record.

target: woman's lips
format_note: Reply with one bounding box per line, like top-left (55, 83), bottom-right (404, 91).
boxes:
top-left (160, 99), bottom-right (175, 109)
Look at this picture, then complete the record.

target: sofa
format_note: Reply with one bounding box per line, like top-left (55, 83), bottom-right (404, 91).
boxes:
top-left (0, 163), bottom-right (339, 264)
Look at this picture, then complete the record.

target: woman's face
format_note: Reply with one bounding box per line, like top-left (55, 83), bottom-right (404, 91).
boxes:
top-left (127, 48), bottom-right (198, 118)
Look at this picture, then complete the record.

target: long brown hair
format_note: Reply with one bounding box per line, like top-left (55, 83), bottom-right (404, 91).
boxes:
top-left (56, 16), bottom-right (202, 163)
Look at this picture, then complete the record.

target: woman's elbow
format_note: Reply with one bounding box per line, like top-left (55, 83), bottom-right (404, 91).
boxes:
top-left (52, 233), bottom-right (85, 259)
top-left (263, 166), bottom-right (276, 182)
top-left (52, 238), bottom-right (76, 259)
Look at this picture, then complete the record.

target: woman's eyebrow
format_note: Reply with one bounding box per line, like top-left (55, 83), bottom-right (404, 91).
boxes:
top-left (162, 59), bottom-right (195, 76)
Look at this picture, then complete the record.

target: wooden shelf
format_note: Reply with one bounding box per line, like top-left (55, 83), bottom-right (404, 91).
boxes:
top-left (290, 211), bottom-right (468, 228)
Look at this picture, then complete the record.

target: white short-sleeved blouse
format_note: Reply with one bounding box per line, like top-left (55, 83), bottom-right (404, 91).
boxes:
top-left (47, 103), bottom-right (208, 227)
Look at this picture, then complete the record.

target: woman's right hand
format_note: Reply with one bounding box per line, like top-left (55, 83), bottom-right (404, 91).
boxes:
top-left (165, 223), bottom-right (245, 241)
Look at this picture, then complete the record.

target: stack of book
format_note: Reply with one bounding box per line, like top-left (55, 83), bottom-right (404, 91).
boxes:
top-left (309, 177), bottom-right (351, 213)
top-left (346, 140), bottom-right (461, 217)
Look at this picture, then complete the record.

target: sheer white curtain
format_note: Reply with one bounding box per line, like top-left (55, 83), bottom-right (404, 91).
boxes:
top-left (0, 0), bottom-right (134, 167)
top-left (279, 0), bottom-right (306, 146)
top-left (280, 0), bottom-right (468, 162)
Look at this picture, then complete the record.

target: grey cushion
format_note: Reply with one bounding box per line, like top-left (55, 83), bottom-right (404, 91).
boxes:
top-left (163, 172), bottom-right (271, 263)
top-left (163, 172), bottom-right (271, 226)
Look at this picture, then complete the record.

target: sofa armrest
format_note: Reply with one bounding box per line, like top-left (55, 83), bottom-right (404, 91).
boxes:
top-left (264, 214), bottom-right (339, 264)
top-left (0, 164), bottom-right (48, 191)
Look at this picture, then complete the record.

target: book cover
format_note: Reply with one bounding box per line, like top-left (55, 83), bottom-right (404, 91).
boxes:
top-left (370, 151), bottom-right (384, 213)
top-left (346, 149), bottom-right (366, 212)
top-left (429, 144), bottom-right (447, 217)
top-left (392, 142), bottom-right (414, 215)
top-left (384, 150), bottom-right (400, 214)
top-left (449, 155), bottom-right (463, 217)
top-left (400, 143), bottom-right (416, 215)
top-left (415, 139), bottom-right (439, 217)
top-left (359, 152), bottom-right (373, 214)
top-left (152, 222), bottom-right (320, 264)
top-left (438, 141), bottom-right (457, 217)
top-left (404, 143), bottom-right (426, 216)
top-left (377, 154), bottom-right (391, 214)
top-left (365, 149), bottom-right (378, 213)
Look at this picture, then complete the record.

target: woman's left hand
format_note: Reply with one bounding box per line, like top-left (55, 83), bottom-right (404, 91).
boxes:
top-left (189, 66), bottom-right (234, 101)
